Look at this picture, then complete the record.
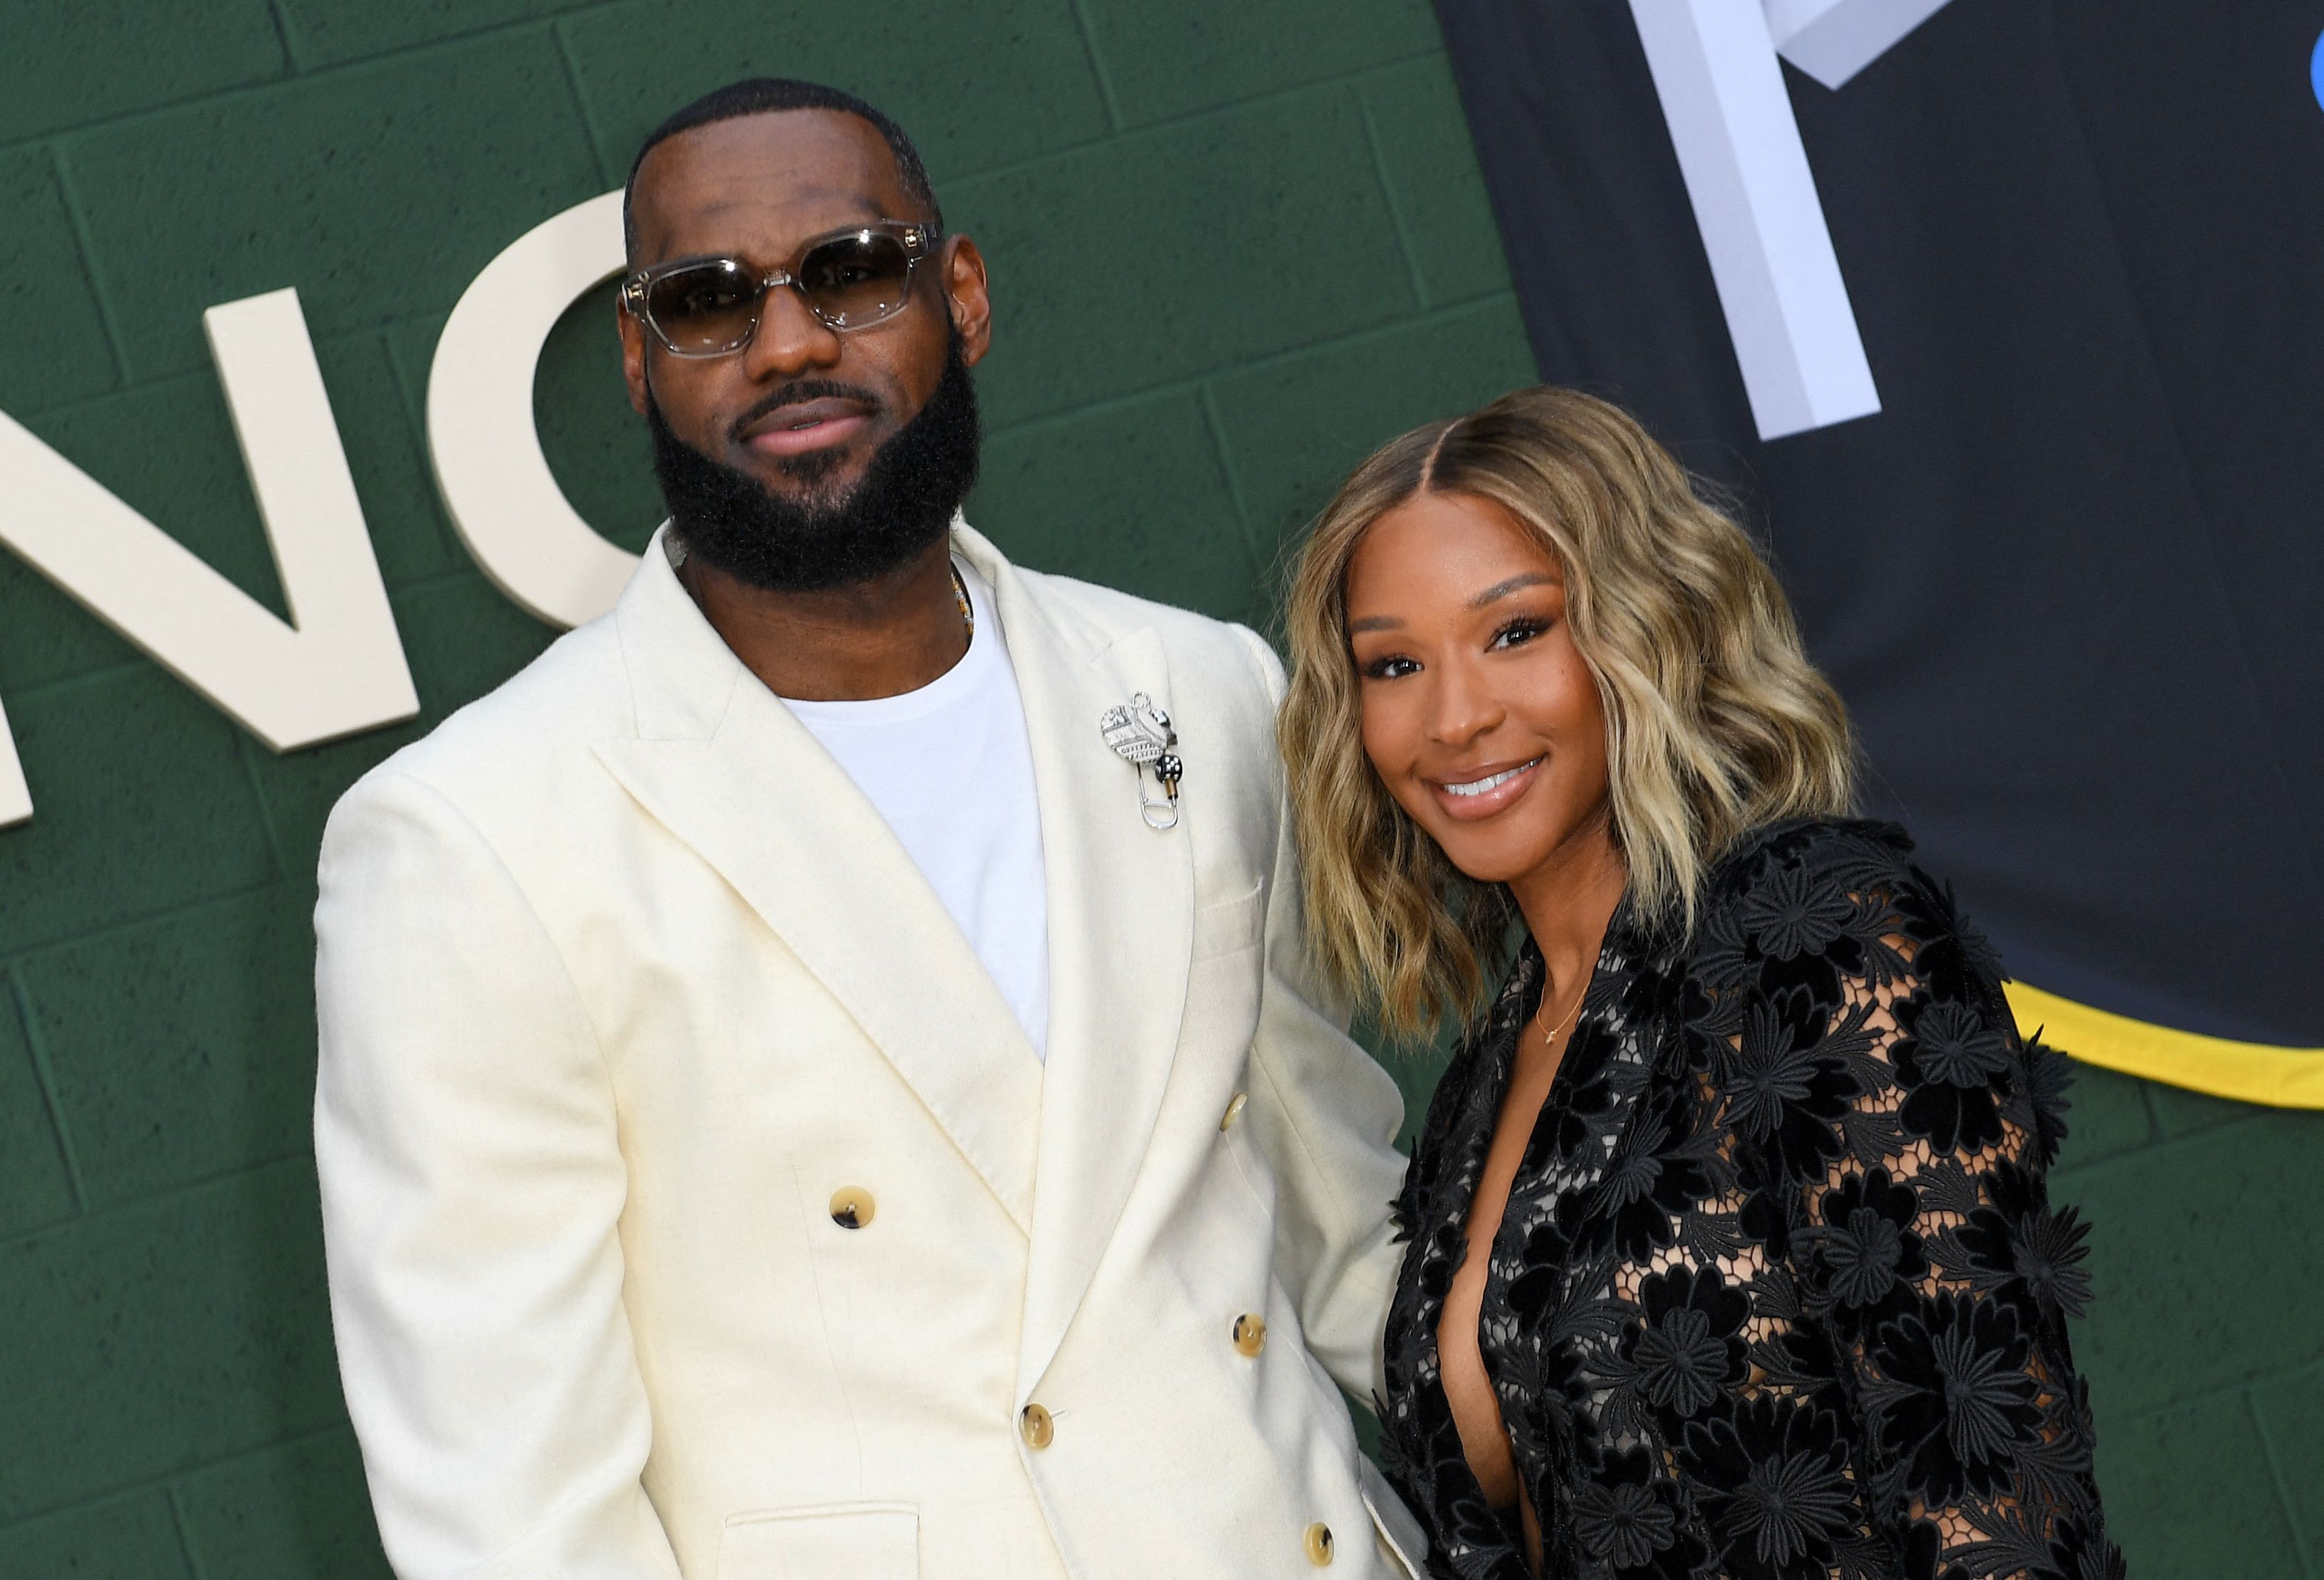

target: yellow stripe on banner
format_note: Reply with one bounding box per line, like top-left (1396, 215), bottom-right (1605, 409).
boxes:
top-left (2003, 980), bottom-right (2324, 1111)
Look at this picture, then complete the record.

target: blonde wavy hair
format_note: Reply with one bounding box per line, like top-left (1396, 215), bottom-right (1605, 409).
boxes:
top-left (1280, 386), bottom-right (1856, 1042)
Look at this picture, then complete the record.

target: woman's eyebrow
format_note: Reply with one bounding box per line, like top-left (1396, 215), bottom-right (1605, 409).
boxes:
top-left (1348, 613), bottom-right (1403, 634)
top-left (1468, 572), bottom-right (1556, 609)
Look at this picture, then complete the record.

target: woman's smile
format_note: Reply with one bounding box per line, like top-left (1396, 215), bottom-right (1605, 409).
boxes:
top-left (1427, 755), bottom-right (1545, 820)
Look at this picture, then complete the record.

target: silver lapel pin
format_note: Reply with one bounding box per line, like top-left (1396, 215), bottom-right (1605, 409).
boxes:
top-left (1099, 692), bottom-right (1183, 830)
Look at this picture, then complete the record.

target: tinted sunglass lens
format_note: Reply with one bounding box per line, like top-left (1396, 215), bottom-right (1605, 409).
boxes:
top-left (647, 261), bottom-right (761, 352)
top-left (798, 233), bottom-right (913, 328)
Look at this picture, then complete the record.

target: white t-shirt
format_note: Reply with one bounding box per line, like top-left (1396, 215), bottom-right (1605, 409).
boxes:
top-left (781, 560), bottom-right (1051, 1062)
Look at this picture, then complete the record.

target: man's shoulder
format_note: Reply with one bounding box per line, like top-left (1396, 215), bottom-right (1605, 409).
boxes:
top-left (338, 613), bottom-right (632, 822)
top-left (1013, 564), bottom-right (1279, 694)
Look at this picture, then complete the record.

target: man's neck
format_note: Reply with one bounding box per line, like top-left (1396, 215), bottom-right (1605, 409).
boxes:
top-left (679, 536), bottom-right (969, 702)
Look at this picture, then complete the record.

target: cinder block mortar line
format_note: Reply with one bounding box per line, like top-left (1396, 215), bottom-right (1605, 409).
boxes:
top-left (0, 873), bottom-right (283, 976)
top-left (0, 1482), bottom-right (190, 1558)
top-left (1195, 383), bottom-right (1268, 594)
top-left (234, 736), bottom-right (293, 881)
top-left (0, 1406), bottom-right (350, 1534)
top-left (2048, 1106), bottom-right (2285, 1189)
top-left (264, 0), bottom-right (301, 74)
top-left (0, 1147), bottom-right (320, 1269)
top-left (40, 145), bottom-right (130, 392)
top-left (4, 656), bottom-right (161, 707)
top-left (944, 50), bottom-right (1447, 192)
top-left (21, 9), bottom-right (620, 172)
top-left (2102, 1351), bottom-right (2324, 1442)
top-left (0, 46), bottom-right (294, 165)
top-left (373, 323), bottom-right (475, 569)
top-left (552, 20), bottom-right (620, 189)
top-left (1063, 0), bottom-right (1125, 132)
top-left (2247, 1386), bottom-right (2318, 1579)
top-left (4, 963), bottom-right (84, 1215)
top-left (164, 1484), bottom-right (207, 1580)
top-left (1353, 91), bottom-right (1432, 313)
top-left (3, 320), bottom-right (404, 425)
top-left (981, 291), bottom-right (1518, 444)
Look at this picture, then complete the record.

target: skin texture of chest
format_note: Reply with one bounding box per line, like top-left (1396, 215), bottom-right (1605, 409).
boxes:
top-left (1437, 1005), bottom-right (1573, 1560)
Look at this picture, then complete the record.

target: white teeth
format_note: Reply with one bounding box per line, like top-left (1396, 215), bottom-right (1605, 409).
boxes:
top-left (1444, 763), bottom-right (1532, 797)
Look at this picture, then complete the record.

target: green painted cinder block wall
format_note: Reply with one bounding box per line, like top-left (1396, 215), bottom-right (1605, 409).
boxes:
top-left (0, 3), bottom-right (2315, 1575)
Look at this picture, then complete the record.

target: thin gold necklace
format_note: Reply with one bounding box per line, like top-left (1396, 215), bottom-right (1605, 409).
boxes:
top-left (1536, 972), bottom-right (1587, 1052)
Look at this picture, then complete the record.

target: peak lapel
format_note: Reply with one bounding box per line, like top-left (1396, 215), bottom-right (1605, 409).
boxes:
top-left (590, 535), bottom-right (1040, 1232)
top-left (963, 533), bottom-right (1194, 1396)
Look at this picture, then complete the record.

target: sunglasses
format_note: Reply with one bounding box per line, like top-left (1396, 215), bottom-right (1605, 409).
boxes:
top-left (621, 221), bottom-right (939, 357)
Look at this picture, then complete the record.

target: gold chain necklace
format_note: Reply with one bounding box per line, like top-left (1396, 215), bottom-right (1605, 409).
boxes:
top-left (950, 564), bottom-right (974, 642)
top-left (1536, 973), bottom-right (1587, 1052)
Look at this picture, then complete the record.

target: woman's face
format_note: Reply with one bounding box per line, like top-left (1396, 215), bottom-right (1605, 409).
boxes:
top-left (1344, 490), bottom-right (1612, 887)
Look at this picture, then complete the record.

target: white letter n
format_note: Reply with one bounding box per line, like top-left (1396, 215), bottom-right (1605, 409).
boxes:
top-left (0, 288), bottom-right (417, 827)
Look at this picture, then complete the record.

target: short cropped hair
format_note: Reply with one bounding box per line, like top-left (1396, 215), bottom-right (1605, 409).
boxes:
top-left (622, 78), bottom-right (942, 261)
top-left (1279, 387), bottom-right (1857, 1042)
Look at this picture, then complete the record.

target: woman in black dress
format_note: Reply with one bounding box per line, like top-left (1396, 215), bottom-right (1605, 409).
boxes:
top-left (1278, 388), bottom-right (2116, 1580)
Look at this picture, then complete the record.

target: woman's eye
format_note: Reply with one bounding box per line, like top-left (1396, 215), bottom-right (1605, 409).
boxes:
top-left (1360, 655), bottom-right (1419, 681)
top-left (1489, 618), bottom-right (1550, 651)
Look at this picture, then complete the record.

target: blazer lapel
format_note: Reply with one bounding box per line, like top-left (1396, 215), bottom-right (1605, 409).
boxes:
top-left (958, 528), bottom-right (1195, 1396)
top-left (590, 530), bottom-right (1041, 1233)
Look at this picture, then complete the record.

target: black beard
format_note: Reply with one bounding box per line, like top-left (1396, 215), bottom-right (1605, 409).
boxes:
top-left (646, 333), bottom-right (981, 592)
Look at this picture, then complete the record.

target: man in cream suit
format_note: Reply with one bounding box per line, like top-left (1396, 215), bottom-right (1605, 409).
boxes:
top-left (315, 78), bottom-right (1424, 1579)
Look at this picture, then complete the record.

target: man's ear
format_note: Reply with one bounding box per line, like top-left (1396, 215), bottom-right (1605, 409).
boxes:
top-left (618, 293), bottom-right (652, 417)
top-left (942, 235), bottom-right (994, 368)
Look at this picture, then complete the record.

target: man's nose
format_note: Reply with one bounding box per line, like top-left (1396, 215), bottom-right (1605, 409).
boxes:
top-left (740, 281), bottom-right (843, 380)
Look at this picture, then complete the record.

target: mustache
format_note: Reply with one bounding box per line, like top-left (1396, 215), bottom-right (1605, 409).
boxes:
top-left (728, 379), bottom-right (884, 443)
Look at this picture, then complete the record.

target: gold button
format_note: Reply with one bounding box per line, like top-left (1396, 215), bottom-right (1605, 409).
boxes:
top-left (1019, 1402), bottom-right (1054, 1450)
top-left (828, 1188), bottom-right (875, 1230)
top-left (1232, 1313), bottom-right (1267, 1356)
top-left (1219, 1092), bottom-right (1248, 1131)
top-left (1303, 1522), bottom-right (1334, 1566)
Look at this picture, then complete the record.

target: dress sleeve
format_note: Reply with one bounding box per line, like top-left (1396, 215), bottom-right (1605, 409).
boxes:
top-left (1786, 857), bottom-right (2120, 1580)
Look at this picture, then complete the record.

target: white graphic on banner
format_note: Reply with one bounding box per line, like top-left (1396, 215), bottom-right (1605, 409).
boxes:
top-left (1627, 0), bottom-right (1952, 439)
top-left (429, 189), bottom-right (640, 629)
top-left (0, 289), bottom-right (417, 827)
top-left (1765, 0), bottom-right (1955, 89)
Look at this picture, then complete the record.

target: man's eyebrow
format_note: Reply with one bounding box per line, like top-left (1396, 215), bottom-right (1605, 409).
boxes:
top-left (1469, 572), bottom-right (1556, 609)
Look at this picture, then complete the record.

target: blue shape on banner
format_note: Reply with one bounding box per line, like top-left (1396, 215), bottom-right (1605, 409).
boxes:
top-left (2314, 28), bottom-right (2324, 111)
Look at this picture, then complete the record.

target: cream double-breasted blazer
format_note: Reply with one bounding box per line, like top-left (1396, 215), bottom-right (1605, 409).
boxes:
top-left (314, 524), bottom-right (1427, 1580)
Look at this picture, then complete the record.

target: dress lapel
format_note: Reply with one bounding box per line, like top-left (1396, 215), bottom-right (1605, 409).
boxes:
top-left (957, 528), bottom-right (1195, 1396)
top-left (589, 529), bottom-right (1041, 1233)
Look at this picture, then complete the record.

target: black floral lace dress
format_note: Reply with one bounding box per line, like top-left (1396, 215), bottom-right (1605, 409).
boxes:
top-left (1377, 819), bottom-right (2119, 1580)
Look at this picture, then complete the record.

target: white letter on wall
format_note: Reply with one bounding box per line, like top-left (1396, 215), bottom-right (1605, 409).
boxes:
top-left (428, 189), bottom-right (641, 630)
top-left (0, 697), bottom-right (28, 829)
top-left (0, 288), bottom-right (418, 827)
top-left (1627, 0), bottom-right (1883, 439)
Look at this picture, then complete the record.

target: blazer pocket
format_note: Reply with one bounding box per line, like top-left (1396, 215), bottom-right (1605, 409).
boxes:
top-left (718, 1502), bottom-right (918, 1579)
top-left (1190, 877), bottom-right (1266, 962)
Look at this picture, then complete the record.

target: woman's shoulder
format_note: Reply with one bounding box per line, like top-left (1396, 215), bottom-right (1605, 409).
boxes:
top-left (1709, 814), bottom-right (1915, 893)
top-left (1692, 815), bottom-right (2006, 988)
top-left (1704, 816), bottom-right (1937, 927)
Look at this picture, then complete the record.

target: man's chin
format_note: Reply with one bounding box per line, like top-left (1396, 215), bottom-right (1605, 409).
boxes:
top-left (745, 445), bottom-right (864, 496)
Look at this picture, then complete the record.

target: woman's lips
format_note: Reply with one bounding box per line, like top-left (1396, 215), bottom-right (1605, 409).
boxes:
top-left (746, 412), bottom-right (868, 457)
top-left (1427, 756), bottom-right (1543, 821)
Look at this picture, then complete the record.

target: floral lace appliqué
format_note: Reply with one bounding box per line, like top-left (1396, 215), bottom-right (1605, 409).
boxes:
top-left (1377, 819), bottom-right (2119, 1580)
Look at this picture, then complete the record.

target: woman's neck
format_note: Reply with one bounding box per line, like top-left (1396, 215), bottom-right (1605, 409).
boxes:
top-left (1505, 808), bottom-right (1628, 1008)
